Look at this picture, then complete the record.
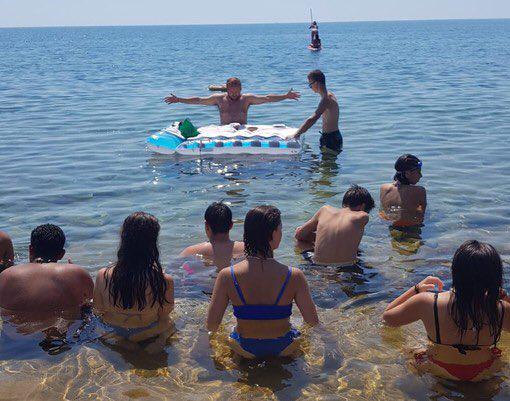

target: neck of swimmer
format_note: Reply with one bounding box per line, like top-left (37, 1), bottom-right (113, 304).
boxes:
top-left (209, 232), bottom-right (231, 243)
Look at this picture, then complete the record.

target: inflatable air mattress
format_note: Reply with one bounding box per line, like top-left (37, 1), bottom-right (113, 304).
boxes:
top-left (147, 122), bottom-right (301, 156)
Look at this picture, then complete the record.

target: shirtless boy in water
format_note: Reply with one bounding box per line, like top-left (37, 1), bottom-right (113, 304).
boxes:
top-left (0, 224), bottom-right (93, 322)
top-left (380, 154), bottom-right (427, 226)
top-left (293, 70), bottom-right (342, 153)
top-left (295, 185), bottom-right (375, 265)
top-left (180, 202), bottom-right (244, 271)
top-left (164, 77), bottom-right (300, 125)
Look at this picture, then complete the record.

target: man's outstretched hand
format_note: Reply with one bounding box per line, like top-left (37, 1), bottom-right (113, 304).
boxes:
top-left (164, 94), bottom-right (179, 104)
top-left (286, 88), bottom-right (301, 100)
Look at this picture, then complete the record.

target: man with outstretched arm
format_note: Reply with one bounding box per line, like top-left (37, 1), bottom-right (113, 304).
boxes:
top-left (164, 77), bottom-right (300, 125)
top-left (293, 70), bottom-right (342, 153)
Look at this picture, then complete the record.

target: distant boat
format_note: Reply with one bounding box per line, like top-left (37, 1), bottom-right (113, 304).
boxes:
top-left (308, 9), bottom-right (322, 51)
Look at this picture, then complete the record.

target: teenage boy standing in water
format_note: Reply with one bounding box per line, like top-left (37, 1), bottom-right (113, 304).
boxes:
top-left (293, 70), bottom-right (342, 153)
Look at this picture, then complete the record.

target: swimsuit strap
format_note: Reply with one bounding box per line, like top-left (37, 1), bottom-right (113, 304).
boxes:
top-left (274, 267), bottom-right (292, 305)
top-left (230, 264), bottom-right (247, 305)
top-left (433, 292), bottom-right (442, 344)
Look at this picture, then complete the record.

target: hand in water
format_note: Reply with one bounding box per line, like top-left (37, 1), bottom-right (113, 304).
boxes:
top-left (416, 276), bottom-right (444, 293)
top-left (164, 93), bottom-right (179, 104)
top-left (286, 88), bottom-right (301, 100)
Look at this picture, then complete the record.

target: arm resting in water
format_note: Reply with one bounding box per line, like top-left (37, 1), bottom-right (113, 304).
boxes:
top-left (294, 97), bottom-right (328, 138)
top-left (294, 269), bottom-right (319, 326)
top-left (295, 208), bottom-right (321, 243)
top-left (206, 268), bottom-right (230, 332)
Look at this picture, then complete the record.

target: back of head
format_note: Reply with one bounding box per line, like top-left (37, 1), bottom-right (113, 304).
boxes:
top-left (243, 205), bottom-right (281, 258)
top-left (393, 154), bottom-right (421, 185)
top-left (205, 202), bottom-right (232, 234)
top-left (30, 224), bottom-right (65, 263)
top-left (108, 212), bottom-right (167, 310)
top-left (342, 185), bottom-right (375, 213)
top-left (450, 240), bottom-right (503, 340)
top-left (308, 69), bottom-right (326, 85)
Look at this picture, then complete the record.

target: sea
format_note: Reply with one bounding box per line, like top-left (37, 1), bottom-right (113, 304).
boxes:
top-left (0, 19), bottom-right (509, 400)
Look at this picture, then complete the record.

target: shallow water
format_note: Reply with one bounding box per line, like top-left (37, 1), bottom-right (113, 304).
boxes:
top-left (1, 19), bottom-right (510, 400)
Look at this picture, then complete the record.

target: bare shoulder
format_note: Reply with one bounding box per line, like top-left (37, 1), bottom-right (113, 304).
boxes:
top-left (180, 242), bottom-right (211, 257)
top-left (164, 273), bottom-right (174, 285)
top-left (0, 231), bottom-right (12, 241)
top-left (233, 241), bottom-right (245, 252)
top-left (380, 183), bottom-right (393, 193)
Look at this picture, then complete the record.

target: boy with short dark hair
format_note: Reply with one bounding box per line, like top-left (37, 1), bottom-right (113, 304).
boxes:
top-left (180, 202), bottom-right (244, 271)
top-left (295, 185), bottom-right (375, 265)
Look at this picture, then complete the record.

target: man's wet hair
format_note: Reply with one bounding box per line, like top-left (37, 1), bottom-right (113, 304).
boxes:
top-left (226, 77), bottom-right (241, 87)
top-left (308, 70), bottom-right (326, 85)
top-left (342, 185), bottom-right (375, 213)
top-left (205, 202), bottom-right (233, 234)
top-left (30, 224), bottom-right (65, 261)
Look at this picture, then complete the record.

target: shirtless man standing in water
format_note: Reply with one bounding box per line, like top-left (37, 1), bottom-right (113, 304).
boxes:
top-left (164, 77), bottom-right (300, 125)
top-left (295, 185), bottom-right (375, 265)
top-left (293, 70), bottom-right (342, 153)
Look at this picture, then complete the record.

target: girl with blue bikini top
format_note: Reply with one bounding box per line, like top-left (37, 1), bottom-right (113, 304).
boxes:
top-left (207, 205), bottom-right (318, 359)
top-left (93, 212), bottom-right (175, 348)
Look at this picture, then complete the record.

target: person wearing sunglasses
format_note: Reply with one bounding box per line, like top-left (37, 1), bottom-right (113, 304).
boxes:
top-left (380, 154), bottom-right (427, 227)
top-left (293, 70), bottom-right (341, 153)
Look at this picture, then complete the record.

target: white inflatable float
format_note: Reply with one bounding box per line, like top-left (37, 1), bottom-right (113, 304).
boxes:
top-left (147, 122), bottom-right (301, 156)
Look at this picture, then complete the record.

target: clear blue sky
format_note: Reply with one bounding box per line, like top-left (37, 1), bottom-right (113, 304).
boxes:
top-left (1, 0), bottom-right (509, 28)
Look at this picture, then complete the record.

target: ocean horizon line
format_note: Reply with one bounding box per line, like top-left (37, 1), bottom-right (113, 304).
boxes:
top-left (1, 17), bottom-right (508, 30)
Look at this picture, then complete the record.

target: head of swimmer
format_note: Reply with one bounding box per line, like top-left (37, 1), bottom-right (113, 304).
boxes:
top-left (29, 224), bottom-right (66, 263)
top-left (342, 185), bottom-right (375, 213)
top-left (243, 205), bottom-right (282, 259)
top-left (307, 70), bottom-right (326, 93)
top-left (393, 154), bottom-right (422, 185)
top-left (110, 212), bottom-right (167, 310)
top-left (204, 202), bottom-right (233, 239)
top-left (450, 240), bottom-right (503, 339)
top-left (226, 77), bottom-right (242, 100)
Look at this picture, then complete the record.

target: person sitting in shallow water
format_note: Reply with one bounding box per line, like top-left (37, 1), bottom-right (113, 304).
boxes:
top-left (93, 212), bottom-right (174, 352)
top-left (383, 240), bottom-right (510, 382)
top-left (294, 185), bottom-right (375, 265)
top-left (179, 202), bottom-right (244, 272)
top-left (0, 230), bottom-right (14, 273)
top-left (207, 205), bottom-right (319, 359)
top-left (380, 154), bottom-right (426, 227)
top-left (0, 224), bottom-right (93, 333)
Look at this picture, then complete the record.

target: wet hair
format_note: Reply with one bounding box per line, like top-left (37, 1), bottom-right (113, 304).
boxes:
top-left (205, 202), bottom-right (232, 234)
top-left (243, 205), bottom-right (281, 258)
top-left (226, 77), bottom-right (241, 87)
top-left (393, 154), bottom-right (422, 185)
top-left (30, 224), bottom-right (65, 262)
top-left (450, 240), bottom-right (503, 343)
top-left (106, 212), bottom-right (168, 310)
top-left (308, 69), bottom-right (326, 85)
top-left (342, 185), bottom-right (375, 213)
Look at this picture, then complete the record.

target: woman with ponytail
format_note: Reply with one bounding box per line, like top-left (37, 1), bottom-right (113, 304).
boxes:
top-left (380, 154), bottom-right (427, 226)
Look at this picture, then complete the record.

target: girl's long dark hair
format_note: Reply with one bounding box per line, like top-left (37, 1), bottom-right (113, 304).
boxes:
top-left (106, 212), bottom-right (168, 310)
top-left (243, 205), bottom-right (281, 259)
top-left (450, 240), bottom-right (503, 342)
